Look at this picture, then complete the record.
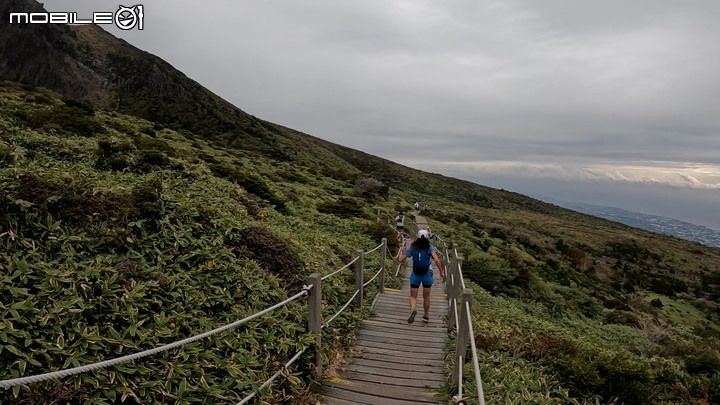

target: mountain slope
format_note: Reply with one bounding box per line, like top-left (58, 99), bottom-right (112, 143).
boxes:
top-left (0, 0), bottom-right (591, 214)
top-left (2, 2), bottom-right (720, 404)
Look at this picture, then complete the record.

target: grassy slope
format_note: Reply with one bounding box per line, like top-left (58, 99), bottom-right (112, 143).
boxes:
top-left (0, 82), bottom-right (386, 404)
top-left (1, 81), bottom-right (719, 404)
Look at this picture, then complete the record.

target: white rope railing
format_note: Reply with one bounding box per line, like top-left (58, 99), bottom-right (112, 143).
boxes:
top-left (394, 261), bottom-right (404, 279)
top-left (363, 242), bottom-right (383, 255)
top-left (321, 256), bottom-right (359, 281)
top-left (362, 267), bottom-right (383, 288)
top-left (236, 346), bottom-right (308, 405)
top-left (323, 290), bottom-right (360, 328)
top-left (466, 301), bottom-right (486, 405)
top-left (0, 287), bottom-right (312, 388)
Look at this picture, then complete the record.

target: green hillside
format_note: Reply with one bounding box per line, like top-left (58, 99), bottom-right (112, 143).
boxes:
top-left (1, 82), bottom-right (719, 404)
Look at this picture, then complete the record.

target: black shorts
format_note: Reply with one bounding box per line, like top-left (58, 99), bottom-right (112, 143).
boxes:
top-left (397, 225), bottom-right (404, 230)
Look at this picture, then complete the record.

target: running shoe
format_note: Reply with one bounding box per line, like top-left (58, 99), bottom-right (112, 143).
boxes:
top-left (408, 309), bottom-right (417, 324)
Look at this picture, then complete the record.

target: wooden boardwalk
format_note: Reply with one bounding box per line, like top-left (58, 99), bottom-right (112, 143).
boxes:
top-left (320, 265), bottom-right (449, 404)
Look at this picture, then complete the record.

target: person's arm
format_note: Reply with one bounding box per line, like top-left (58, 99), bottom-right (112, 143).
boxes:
top-left (432, 252), bottom-right (445, 281)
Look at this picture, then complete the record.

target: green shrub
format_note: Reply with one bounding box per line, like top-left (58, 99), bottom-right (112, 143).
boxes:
top-left (551, 350), bottom-right (655, 404)
top-left (317, 197), bottom-right (365, 219)
top-left (18, 100), bottom-right (103, 137)
top-left (604, 309), bottom-right (641, 328)
top-left (209, 163), bottom-right (287, 214)
top-left (462, 251), bottom-right (516, 293)
top-left (488, 226), bottom-right (507, 240)
top-left (132, 136), bottom-right (176, 157)
top-left (685, 347), bottom-right (720, 375)
top-left (96, 138), bottom-right (134, 171)
top-left (139, 126), bottom-right (157, 137)
top-left (354, 177), bottom-right (388, 200)
top-left (134, 149), bottom-right (171, 172)
top-left (365, 220), bottom-right (399, 253)
top-left (0, 140), bottom-right (12, 165)
top-left (233, 226), bottom-right (304, 291)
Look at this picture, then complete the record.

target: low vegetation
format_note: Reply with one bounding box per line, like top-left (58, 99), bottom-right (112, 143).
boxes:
top-left (2, 81), bottom-right (719, 404)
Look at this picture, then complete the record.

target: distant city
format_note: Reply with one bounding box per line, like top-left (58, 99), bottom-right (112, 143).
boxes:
top-left (552, 201), bottom-right (720, 248)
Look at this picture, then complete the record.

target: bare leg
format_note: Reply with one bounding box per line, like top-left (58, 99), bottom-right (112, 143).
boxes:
top-left (423, 286), bottom-right (432, 316)
top-left (410, 288), bottom-right (419, 310)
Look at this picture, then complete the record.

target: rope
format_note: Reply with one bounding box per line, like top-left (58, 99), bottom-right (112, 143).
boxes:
top-left (236, 347), bottom-right (308, 405)
top-left (0, 288), bottom-right (310, 388)
top-left (465, 301), bottom-right (486, 405)
top-left (321, 256), bottom-right (359, 281)
top-left (458, 263), bottom-right (466, 290)
top-left (323, 290), bottom-right (360, 328)
top-left (363, 242), bottom-right (383, 255)
top-left (394, 262), bottom-right (403, 279)
top-left (362, 267), bottom-right (383, 288)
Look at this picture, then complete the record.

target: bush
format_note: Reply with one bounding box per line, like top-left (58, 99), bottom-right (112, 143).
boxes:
top-left (604, 309), bottom-right (642, 328)
top-left (19, 100), bottom-right (103, 137)
top-left (685, 347), bottom-right (720, 375)
top-left (234, 226), bottom-right (304, 291)
top-left (354, 177), bottom-right (388, 200)
top-left (135, 149), bottom-right (171, 172)
top-left (13, 175), bottom-right (164, 228)
top-left (317, 197), bottom-right (365, 219)
top-left (0, 140), bottom-right (12, 165)
top-left (365, 220), bottom-right (399, 253)
top-left (209, 163), bottom-right (287, 214)
top-left (96, 138), bottom-right (135, 171)
top-left (551, 350), bottom-right (655, 404)
top-left (462, 251), bottom-right (516, 294)
top-left (133, 136), bottom-right (176, 157)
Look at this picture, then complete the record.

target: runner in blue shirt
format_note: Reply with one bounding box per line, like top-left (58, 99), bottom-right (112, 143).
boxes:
top-left (398, 229), bottom-right (445, 323)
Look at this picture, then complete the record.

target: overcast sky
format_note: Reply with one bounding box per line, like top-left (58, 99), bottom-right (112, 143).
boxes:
top-left (41, 0), bottom-right (720, 230)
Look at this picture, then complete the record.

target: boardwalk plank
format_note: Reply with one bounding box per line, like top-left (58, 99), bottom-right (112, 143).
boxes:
top-left (357, 329), bottom-right (446, 344)
top-left (346, 364), bottom-right (445, 382)
top-left (355, 338), bottom-right (441, 354)
top-left (323, 387), bottom-right (441, 405)
top-left (320, 229), bottom-right (450, 404)
top-left (350, 352), bottom-right (445, 368)
top-left (349, 357), bottom-right (447, 374)
top-left (361, 321), bottom-right (448, 336)
top-left (346, 370), bottom-right (444, 388)
top-left (324, 381), bottom-right (444, 404)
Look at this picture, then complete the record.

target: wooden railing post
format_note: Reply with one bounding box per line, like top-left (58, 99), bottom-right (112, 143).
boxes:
top-left (443, 243), bottom-right (449, 294)
top-left (355, 249), bottom-right (364, 309)
top-left (447, 252), bottom-right (458, 331)
top-left (308, 273), bottom-right (322, 378)
top-left (452, 288), bottom-right (474, 390)
top-left (379, 238), bottom-right (387, 293)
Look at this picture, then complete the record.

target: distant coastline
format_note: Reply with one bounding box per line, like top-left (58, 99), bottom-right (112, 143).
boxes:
top-left (549, 200), bottom-right (720, 248)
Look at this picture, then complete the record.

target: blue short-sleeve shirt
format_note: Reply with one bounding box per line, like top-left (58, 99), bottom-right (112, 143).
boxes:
top-left (403, 245), bottom-right (437, 266)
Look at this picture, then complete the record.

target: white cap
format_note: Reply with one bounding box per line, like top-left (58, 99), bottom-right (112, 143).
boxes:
top-left (418, 229), bottom-right (429, 238)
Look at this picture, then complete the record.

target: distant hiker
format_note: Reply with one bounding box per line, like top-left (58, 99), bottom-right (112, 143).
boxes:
top-left (398, 229), bottom-right (445, 324)
top-left (414, 201), bottom-right (420, 211)
top-left (427, 227), bottom-right (439, 241)
top-left (395, 212), bottom-right (404, 236)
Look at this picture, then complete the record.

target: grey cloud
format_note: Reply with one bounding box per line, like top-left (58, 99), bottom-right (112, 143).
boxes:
top-left (38, 0), bottom-right (720, 228)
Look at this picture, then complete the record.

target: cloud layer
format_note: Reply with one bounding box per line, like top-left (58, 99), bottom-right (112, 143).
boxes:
top-left (40, 0), bottom-right (720, 227)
